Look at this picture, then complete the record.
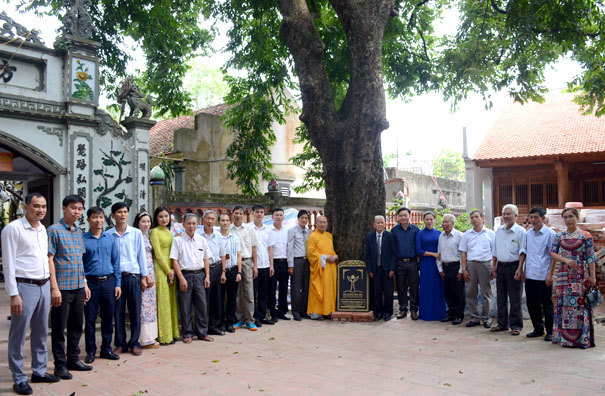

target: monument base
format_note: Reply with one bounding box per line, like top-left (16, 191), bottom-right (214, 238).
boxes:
top-left (331, 311), bottom-right (374, 322)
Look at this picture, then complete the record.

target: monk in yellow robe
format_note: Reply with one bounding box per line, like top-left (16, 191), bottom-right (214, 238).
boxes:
top-left (307, 215), bottom-right (338, 318)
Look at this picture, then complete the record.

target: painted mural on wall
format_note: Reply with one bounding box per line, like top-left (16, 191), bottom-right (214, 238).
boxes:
top-left (71, 58), bottom-right (95, 100)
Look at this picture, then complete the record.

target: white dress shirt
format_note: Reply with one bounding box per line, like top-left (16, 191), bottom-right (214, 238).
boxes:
top-left (525, 225), bottom-right (556, 281)
top-left (230, 223), bottom-right (257, 259)
top-left (1, 217), bottom-right (50, 296)
top-left (170, 233), bottom-right (212, 270)
top-left (437, 229), bottom-right (463, 273)
top-left (493, 223), bottom-right (527, 262)
top-left (253, 223), bottom-right (270, 269)
top-left (268, 224), bottom-right (289, 259)
top-left (459, 227), bottom-right (495, 262)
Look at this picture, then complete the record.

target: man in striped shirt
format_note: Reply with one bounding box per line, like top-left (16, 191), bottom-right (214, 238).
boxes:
top-left (219, 214), bottom-right (245, 332)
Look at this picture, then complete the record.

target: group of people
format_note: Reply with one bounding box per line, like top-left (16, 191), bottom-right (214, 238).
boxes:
top-left (369, 205), bottom-right (597, 350)
top-left (2, 194), bottom-right (340, 395)
top-left (3, 193), bottom-right (598, 395)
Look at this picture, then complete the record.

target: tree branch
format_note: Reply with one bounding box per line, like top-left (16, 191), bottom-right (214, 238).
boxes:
top-left (490, 0), bottom-right (508, 15)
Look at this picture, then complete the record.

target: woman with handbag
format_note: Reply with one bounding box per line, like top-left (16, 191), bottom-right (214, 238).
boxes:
top-left (547, 207), bottom-right (597, 348)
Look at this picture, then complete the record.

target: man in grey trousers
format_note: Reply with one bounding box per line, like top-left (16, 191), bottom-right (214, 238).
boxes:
top-left (287, 210), bottom-right (311, 321)
top-left (2, 193), bottom-right (60, 395)
top-left (170, 213), bottom-right (214, 343)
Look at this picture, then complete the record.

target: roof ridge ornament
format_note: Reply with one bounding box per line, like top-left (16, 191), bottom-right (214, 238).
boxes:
top-left (59, 0), bottom-right (97, 40)
top-left (0, 11), bottom-right (44, 45)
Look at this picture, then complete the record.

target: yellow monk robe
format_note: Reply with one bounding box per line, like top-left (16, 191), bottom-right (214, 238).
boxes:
top-left (307, 229), bottom-right (337, 316)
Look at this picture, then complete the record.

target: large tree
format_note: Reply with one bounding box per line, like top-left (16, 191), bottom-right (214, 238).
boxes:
top-left (27, 0), bottom-right (605, 259)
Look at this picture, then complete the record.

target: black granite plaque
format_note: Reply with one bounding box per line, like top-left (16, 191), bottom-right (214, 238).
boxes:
top-left (336, 260), bottom-right (369, 312)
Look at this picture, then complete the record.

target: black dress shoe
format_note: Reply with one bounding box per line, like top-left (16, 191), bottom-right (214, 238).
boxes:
top-left (293, 314), bottom-right (302, 321)
top-left (67, 360), bottom-right (93, 371)
top-left (374, 314), bottom-right (383, 321)
top-left (100, 351), bottom-right (120, 360)
top-left (452, 318), bottom-right (463, 325)
top-left (466, 320), bottom-right (480, 328)
top-left (208, 329), bottom-right (225, 336)
top-left (482, 320), bottom-right (492, 329)
top-left (261, 318), bottom-right (276, 325)
top-left (225, 325), bottom-right (235, 333)
top-left (526, 330), bottom-right (545, 338)
top-left (411, 311), bottom-right (419, 320)
top-left (544, 334), bottom-right (553, 342)
top-left (54, 367), bottom-right (72, 380)
top-left (440, 316), bottom-right (454, 322)
top-left (277, 314), bottom-right (291, 321)
top-left (396, 311), bottom-right (407, 319)
top-left (31, 373), bottom-right (60, 383)
top-left (254, 319), bottom-right (263, 327)
top-left (13, 382), bottom-right (33, 395)
top-left (85, 353), bottom-right (95, 364)
top-left (383, 315), bottom-right (392, 321)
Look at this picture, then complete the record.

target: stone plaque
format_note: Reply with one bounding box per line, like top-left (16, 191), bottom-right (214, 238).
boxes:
top-left (336, 260), bottom-right (369, 312)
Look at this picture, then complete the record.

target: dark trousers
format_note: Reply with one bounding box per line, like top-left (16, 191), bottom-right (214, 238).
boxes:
top-left (205, 263), bottom-right (223, 332)
top-left (442, 262), bottom-right (465, 319)
top-left (51, 287), bottom-right (85, 369)
top-left (114, 273), bottom-right (141, 351)
top-left (254, 267), bottom-right (270, 320)
top-left (396, 259), bottom-right (419, 313)
top-left (221, 268), bottom-right (239, 327)
top-left (373, 268), bottom-right (394, 318)
top-left (525, 278), bottom-right (554, 335)
top-left (270, 259), bottom-right (289, 317)
top-left (178, 271), bottom-right (209, 338)
top-left (496, 261), bottom-right (523, 330)
top-left (291, 258), bottom-right (310, 317)
top-left (84, 276), bottom-right (116, 355)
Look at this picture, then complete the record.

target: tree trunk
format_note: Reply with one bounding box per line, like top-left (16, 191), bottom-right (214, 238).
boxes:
top-left (278, 0), bottom-right (393, 259)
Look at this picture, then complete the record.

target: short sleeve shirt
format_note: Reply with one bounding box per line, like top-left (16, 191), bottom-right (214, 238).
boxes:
top-left (47, 218), bottom-right (86, 290)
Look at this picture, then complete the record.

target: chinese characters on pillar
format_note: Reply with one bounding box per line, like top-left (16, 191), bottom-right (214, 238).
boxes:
top-left (72, 138), bottom-right (90, 228)
top-left (137, 153), bottom-right (148, 212)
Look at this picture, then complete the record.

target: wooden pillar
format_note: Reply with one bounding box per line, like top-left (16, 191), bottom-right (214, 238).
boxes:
top-left (554, 160), bottom-right (570, 207)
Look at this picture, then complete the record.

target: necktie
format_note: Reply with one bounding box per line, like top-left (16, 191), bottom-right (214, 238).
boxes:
top-left (377, 233), bottom-right (382, 267)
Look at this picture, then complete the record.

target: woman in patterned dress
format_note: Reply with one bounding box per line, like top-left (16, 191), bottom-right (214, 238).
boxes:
top-left (133, 211), bottom-right (159, 349)
top-left (548, 207), bottom-right (597, 348)
top-left (150, 207), bottom-right (180, 344)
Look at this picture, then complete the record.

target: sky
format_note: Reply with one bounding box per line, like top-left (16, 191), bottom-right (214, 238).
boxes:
top-left (3, 6), bottom-right (584, 160)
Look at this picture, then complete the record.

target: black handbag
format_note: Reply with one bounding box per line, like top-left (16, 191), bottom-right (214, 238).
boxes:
top-left (585, 286), bottom-right (603, 309)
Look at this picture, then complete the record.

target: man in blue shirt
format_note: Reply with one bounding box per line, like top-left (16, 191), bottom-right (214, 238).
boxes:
top-left (390, 207), bottom-right (420, 320)
top-left (82, 207), bottom-right (121, 364)
top-left (107, 202), bottom-right (148, 356)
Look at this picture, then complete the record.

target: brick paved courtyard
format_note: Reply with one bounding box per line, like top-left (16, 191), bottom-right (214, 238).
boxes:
top-left (1, 289), bottom-right (604, 396)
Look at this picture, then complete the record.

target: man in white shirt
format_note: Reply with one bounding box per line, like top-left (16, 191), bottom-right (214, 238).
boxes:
top-left (459, 210), bottom-right (495, 329)
top-left (252, 204), bottom-right (275, 325)
top-left (287, 210), bottom-right (310, 321)
top-left (268, 207), bottom-right (291, 321)
top-left (218, 214), bottom-right (243, 333)
top-left (230, 205), bottom-right (258, 330)
top-left (171, 213), bottom-right (213, 343)
top-left (3, 193), bottom-right (60, 394)
top-left (199, 210), bottom-right (226, 336)
top-left (491, 204), bottom-right (527, 335)
top-left (436, 214), bottom-right (465, 325)
top-left (524, 206), bottom-right (556, 341)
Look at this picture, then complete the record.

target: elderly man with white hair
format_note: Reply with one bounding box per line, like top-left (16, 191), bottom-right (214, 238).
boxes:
top-left (437, 214), bottom-right (465, 325)
top-left (491, 204), bottom-right (527, 336)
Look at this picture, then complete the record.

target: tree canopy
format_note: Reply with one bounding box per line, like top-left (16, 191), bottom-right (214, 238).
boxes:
top-left (432, 150), bottom-right (465, 181)
top-left (21, 0), bottom-right (605, 258)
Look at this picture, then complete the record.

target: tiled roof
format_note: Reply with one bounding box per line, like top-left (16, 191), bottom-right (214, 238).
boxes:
top-left (149, 103), bottom-right (229, 157)
top-left (473, 92), bottom-right (605, 161)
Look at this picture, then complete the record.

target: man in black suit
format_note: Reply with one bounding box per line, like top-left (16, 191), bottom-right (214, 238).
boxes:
top-left (365, 215), bottom-right (397, 321)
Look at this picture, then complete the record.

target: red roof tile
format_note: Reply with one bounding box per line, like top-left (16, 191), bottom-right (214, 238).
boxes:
top-left (473, 92), bottom-right (605, 161)
top-left (149, 104), bottom-right (229, 157)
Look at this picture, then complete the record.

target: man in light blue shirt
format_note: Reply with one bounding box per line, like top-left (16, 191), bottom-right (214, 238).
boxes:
top-left (491, 204), bottom-right (526, 335)
top-left (199, 210), bottom-right (226, 336)
top-left (524, 206), bottom-right (555, 341)
top-left (459, 210), bottom-right (495, 328)
top-left (107, 203), bottom-right (148, 356)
